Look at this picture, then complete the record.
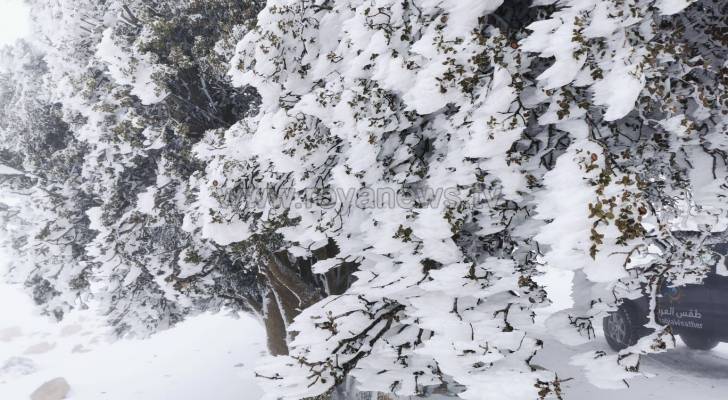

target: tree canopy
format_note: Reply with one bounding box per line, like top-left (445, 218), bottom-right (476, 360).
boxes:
top-left (0, 0), bottom-right (726, 399)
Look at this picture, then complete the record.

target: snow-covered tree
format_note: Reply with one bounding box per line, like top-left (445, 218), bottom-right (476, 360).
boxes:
top-left (0, 40), bottom-right (96, 320)
top-left (1, 0), bottom-right (726, 398)
top-left (197, 0), bottom-right (562, 397)
top-left (1, 0), bottom-right (266, 335)
top-left (195, 0), bottom-right (725, 397)
top-left (528, 0), bottom-right (727, 378)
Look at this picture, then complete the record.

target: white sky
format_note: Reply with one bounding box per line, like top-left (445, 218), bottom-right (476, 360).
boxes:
top-left (0, 0), bottom-right (31, 46)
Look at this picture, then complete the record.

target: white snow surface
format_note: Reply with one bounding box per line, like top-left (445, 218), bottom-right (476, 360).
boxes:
top-left (0, 282), bottom-right (267, 400)
top-left (535, 339), bottom-right (728, 400)
top-left (2, 277), bottom-right (728, 400)
top-left (657, 0), bottom-right (696, 15)
top-left (0, 165), bottom-right (23, 176)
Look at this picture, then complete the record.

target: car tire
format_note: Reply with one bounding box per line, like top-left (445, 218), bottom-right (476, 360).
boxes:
top-left (603, 302), bottom-right (645, 351)
top-left (680, 331), bottom-right (719, 350)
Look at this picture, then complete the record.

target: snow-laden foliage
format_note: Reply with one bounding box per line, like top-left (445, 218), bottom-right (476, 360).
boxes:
top-left (0, 40), bottom-right (96, 319)
top-left (199, 1), bottom-right (555, 398)
top-left (1, 0), bottom-right (726, 398)
top-left (202, 0), bottom-right (723, 397)
top-left (0, 0), bottom-right (265, 335)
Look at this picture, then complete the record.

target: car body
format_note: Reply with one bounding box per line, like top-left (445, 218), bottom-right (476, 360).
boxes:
top-left (604, 242), bottom-right (728, 351)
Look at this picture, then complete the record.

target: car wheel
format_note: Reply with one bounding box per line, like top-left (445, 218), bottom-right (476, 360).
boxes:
top-left (603, 302), bottom-right (644, 351)
top-left (680, 331), bottom-right (719, 350)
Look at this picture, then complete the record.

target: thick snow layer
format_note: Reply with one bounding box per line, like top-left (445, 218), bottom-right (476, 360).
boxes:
top-left (0, 165), bottom-right (23, 175)
top-left (136, 187), bottom-right (157, 215)
top-left (591, 63), bottom-right (644, 121)
top-left (657, 0), bottom-right (696, 15)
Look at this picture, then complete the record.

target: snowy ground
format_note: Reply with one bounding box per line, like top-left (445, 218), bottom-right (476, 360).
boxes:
top-left (0, 283), bottom-right (267, 400)
top-left (536, 339), bottom-right (728, 400)
top-left (2, 278), bottom-right (727, 400)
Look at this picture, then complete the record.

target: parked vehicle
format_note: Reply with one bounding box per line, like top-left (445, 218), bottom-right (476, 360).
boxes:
top-left (603, 243), bottom-right (728, 351)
